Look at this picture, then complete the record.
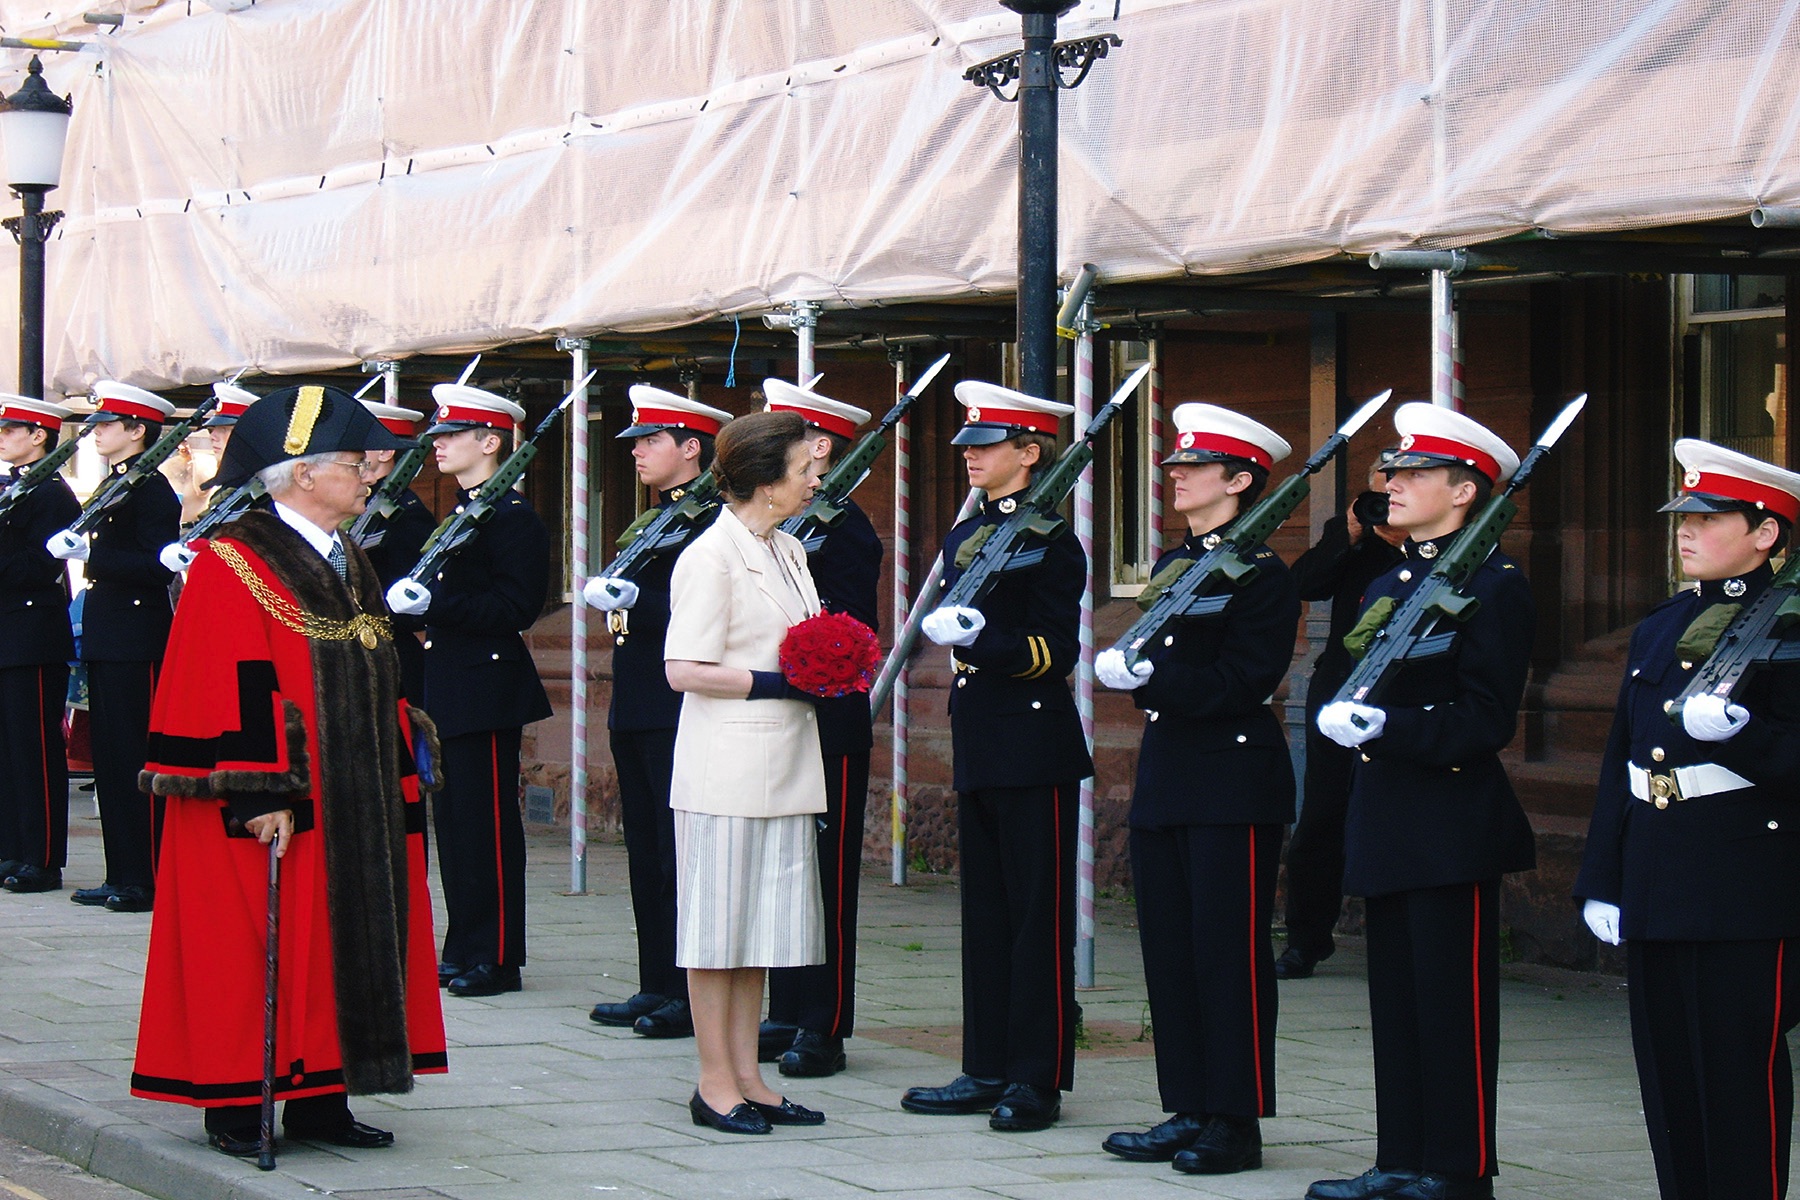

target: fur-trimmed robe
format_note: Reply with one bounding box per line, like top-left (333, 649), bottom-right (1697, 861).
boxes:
top-left (131, 511), bottom-right (447, 1108)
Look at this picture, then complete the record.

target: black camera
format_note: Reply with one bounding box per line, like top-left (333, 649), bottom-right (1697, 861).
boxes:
top-left (1352, 490), bottom-right (1389, 530)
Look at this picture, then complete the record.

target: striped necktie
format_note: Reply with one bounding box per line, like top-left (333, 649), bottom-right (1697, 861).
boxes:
top-left (327, 539), bottom-right (347, 579)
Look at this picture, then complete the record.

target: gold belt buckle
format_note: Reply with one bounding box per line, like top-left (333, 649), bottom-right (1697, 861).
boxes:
top-left (1649, 772), bottom-right (1680, 809)
top-left (607, 610), bottom-right (628, 637)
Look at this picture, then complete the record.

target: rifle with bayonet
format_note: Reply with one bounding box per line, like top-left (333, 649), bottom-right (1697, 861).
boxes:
top-left (346, 439), bottom-right (431, 548)
top-left (931, 363), bottom-right (1152, 626)
top-left (1666, 548), bottom-right (1800, 725)
top-left (0, 420), bottom-right (95, 524)
top-left (779, 353), bottom-right (950, 553)
top-left (1110, 389), bottom-right (1393, 671)
top-left (392, 371), bottom-right (593, 593)
top-left (65, 394), bottom-right (221, 536)
top-left (181, 477), bottom-right (267, 546)
top-left (1333, 394), bottom-right (1587, 721)
top-left (593, 473), bottom-right (723, 586)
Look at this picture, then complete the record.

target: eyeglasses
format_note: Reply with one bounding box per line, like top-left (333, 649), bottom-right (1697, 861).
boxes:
top-left (315, 457), bottom-right (378, 478)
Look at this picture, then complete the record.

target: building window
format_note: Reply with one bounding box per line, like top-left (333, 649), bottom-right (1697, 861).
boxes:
top-left (1680, 274), bottom-right (1787, 464)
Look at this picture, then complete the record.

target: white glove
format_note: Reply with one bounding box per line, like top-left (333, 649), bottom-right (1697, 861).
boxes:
top-left (1318, 700), bottom-right (1386, 748)
top-left (582, 577), bottom-right (639, 611)
top-left (159, 542), bottom-right (198, 574)
top-left (922, 606), bottom-right (984, 647)
top-left (1582, 898), bottom-right (1622, 946)
top-left (386, 579), bottom-right (432, 616)
top-left (1682, 693), bottom-right (1748, 742)
top-left (1095, 648), bottom-right (1153, 691)
top-left (47, 529), bottom-right (90, 561)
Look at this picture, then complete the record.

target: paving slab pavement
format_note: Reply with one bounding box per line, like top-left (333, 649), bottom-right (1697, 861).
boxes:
top-left (0, 791), bottom-right (1703, 1198)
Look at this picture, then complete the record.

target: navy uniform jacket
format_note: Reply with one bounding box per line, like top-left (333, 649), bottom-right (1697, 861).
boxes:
top-left (1574, 564), bottom-right (1800, 940)
top-left (421, 487), bottom-right (553, 740)
top-left (80, 454), bottom-right (179, 663)
top-left (1342, 530), bottom-right (1536, 897)
top-left (606, 484), bottom-right (707, 734)
top-left (1291, 513), bottom-right (1404, 718)
top-left (1129, 534), bottom-right (1299, 828)
top-left (0, 470), bottom-right (78, 667)
top-left (939, 497), bottom-right (1094, 792)
top-left (361, 486), bottom-right (436, 703)
top-left (806, 500), bottom-right (881, 758)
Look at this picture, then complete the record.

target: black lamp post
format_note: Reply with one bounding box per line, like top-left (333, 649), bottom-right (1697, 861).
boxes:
top-left (0, 56), bottom-right (72, 400)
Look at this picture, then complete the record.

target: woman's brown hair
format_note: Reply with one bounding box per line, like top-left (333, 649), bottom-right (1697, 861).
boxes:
top-left (713, 409), bottom-right (808, 502)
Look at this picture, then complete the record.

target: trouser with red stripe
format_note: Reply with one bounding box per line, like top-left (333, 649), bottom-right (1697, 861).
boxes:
top-left (1365, 879), bottom-right (1500, 1180)
top-left (88, 659), bottom-right (160, 890)
top-left (0, 663), bottom-right (70, 871)
top-left (957, 782), bottom-right (1079, 1091)
top-left (434, 728), bottom-right (526, 969)
top-left (1131, 822), bottom-right (1280, 1117)
top-left (769, 751), bottom-right (869, 1038)
top-left (610, 727), bottom-right (685, 999)
top-left (1628, 937), bottom-right (1800, 1200)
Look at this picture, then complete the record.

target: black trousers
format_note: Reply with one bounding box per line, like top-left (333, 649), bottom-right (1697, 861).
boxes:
top-left (0, 663), bottom-right (69, 870)
top-left (610, 727), bottom-right (685, 1000)
top-left (433, 728), bottom-right (527, 969)
top-left (769, 751), bottom-right (869, 1037)
top-left (1282, 721), bottom-right (1354, 957)
top-left (958, 781), bottom-right (1079, 1092)
top-left (1628, 937), bottom-right (1800, 1200)
top-left (205, 1092), bottom-right (351, 1136)
top-left (1365, 880), bottom-right (1501, 1181)
top-left (1131, 822), bottom-right (1281, 1117)
top-left (87, 659), bottom-right (159, 890)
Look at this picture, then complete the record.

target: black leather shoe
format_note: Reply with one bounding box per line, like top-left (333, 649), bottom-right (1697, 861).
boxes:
top-left (990, 1083), bottom-right (1060, 1131)
top-left (689, 1091), bottom-right (771, 1134)
top-left (1102, 1112), bottom-right (1209, 1162)
top-left (1306, 1166), bottom-right (1424, 1200)
top-left (758, 1020), bottom-right (800, 1062)
top-left (901, 1075), bottom-right (1007, 1115)
top-left (633, 997), bottom-right (693, 1038)
top-left (746, 1096), bottom-right (825, 1126)
top-left (437, 961), bottom-right (464, 987)
top-left (285, 1119), bottom-right (394, 1149)
top-left (3, 865), bottom-right (61, 893)
top-left (207, 1129), bottom-right (264, 1158)
top-left (1385, 1173), bottom-right (1492, 1200)
top-left (0, 860), bottom-right (22, 883)
top-left (778, 1030), bottom-right (845, 1078)
top-left (104, 885), bottom-right (154, 913)
top-left (447, 963), bottom-right (522, 997)
top-left (1171, 1115), bottom-right (1262, 1174)
top-left (590, 991), bottom-right (666, 1026)
top-left (1276, 944), bottom-right (1334, 979)
top-left (70, 884), bottom-right (118, 907)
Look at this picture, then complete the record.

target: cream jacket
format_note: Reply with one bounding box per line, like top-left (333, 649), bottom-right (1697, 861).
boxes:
top-left (665, 506), bottom-right (826, 819)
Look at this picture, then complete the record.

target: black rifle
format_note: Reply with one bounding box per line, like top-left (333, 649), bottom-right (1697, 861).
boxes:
top-left (779, 353), bottom-right (950, 552)
top-left (397, 372), bottom-right (593, 589)
top-left (0, 419), bottom-right (95, 523)
top-left (593, 474), bottom-right (720, 586)
top-left (1333, 394), bottom-right (1587, 720)
top-left (1109, 390), bottom-right (1392, 670)
top-left (932, 363), bottom-right (1152, 625)
top-left (347, 439), bottom-right (431, 548)
top-left (180, 477), bottom-right (266, 547)
top-left (66, 394), bottom-right (221, 536)
top-left (1668, 549), bottom-right (1800, 724)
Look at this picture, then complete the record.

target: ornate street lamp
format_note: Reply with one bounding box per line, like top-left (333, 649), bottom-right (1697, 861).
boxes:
top-left (0, 56), bottom-right (72, 399)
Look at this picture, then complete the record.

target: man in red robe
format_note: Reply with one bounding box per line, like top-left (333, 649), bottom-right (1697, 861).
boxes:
top-left (132, 385), bottom-right (447, 1157)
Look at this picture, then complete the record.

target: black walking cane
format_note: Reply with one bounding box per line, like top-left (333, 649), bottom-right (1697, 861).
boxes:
top-left (258, 838), bottom-right (281, 1171)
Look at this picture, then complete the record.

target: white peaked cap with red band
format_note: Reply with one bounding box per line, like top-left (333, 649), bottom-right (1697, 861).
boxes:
top-left (1663, 438), bottom-right (1800, 524)
top-left (91, 380), bottom-right (175, 424)
top-left (360, 398), bottom-right (427, 436)
top-left (1162, 403), bottom-right (1291, 470)
top-left (0, 394), bottom-right (73, 431)
top-left (618, 385), bottom-right (732, 439)
top-left (1388, 402), bottom-right (1520, 485)
top-left (951, 380), bottom-right (1074, 445)
top-left (427, 383), bottom-right (525, 434)
top-left (206, 381), bottom-right (260, 427)
top-left (763, 379), bottom-right (870, 439)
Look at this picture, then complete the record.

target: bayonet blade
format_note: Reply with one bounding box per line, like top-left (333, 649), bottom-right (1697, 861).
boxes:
top-left (1339, 388), bottom-right (1393, 440)
top-left (905, 353), bottom-right (951, 400)
top-left (353, 374), bottom-right (382, 399)
top-left (1535, 393), bottom-right (1587, 449)
top-left (456, 353), bottom-right (482, 386)
top-left (1106, 362), bottom-right (1153, 410)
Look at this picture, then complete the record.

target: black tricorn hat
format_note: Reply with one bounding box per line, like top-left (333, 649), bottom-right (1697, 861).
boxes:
top-left (207, 384), bottom-right (417, 490)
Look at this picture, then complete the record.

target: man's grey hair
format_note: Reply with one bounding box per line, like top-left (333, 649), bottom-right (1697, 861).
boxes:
top-left (257, 451), bottom-right (343, 496)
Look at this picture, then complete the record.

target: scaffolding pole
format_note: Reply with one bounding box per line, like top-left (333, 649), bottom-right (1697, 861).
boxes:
top-left (1148, 333), bottom-right (1164, 544)
top-left (1431, 270), bottom-right (1464, 411)
top-left (889, 352), bottom-right (912, 885)
top-left (558, 337), bottom-right (592, 894)
top-left (1072, 301), bottom-right (1099, 989)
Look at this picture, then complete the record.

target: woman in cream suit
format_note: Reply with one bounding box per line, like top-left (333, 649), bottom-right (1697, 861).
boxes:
top-left (664, 409), bottom-right (830, 1135)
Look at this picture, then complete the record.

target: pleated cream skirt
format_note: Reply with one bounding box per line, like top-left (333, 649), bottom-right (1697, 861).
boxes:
top-left (674, 809), bottom-right (825, 969)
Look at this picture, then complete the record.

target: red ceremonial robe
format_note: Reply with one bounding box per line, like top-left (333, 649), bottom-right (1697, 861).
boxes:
top-left (131, 512), bottom-right (447, 1108)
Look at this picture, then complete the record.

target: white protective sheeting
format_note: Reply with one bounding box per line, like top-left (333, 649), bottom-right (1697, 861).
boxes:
top-left (0, 0), bottom-right (1796, 393)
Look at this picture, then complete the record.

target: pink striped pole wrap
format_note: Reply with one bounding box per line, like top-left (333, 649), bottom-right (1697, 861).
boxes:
top-left (565, 339), bottom-right (591, 894)
top-left (890, 356), bottom-right (911, 886)
top-left (1431, 270), bottom-right (1464, 411)
top-left (1148, 336), bottom-right (1164, 545)
top-left (1073, 315), bottom-right (1098, 989)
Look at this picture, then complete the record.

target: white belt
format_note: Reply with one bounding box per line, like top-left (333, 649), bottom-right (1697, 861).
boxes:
top-left (1628, 761), bottom-right (1753, 807)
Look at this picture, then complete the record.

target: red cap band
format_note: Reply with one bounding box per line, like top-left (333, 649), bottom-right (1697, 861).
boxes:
top-left (435, 403), bottom-right (516, 430)
top-left (768, 402), bottom-right (856, 439)
top-left (214, 398), bottom-right (251, 419)
top-left (963, 404), bottom-right (1061, 435)
top-left (97, 397), bottom-right (165, 423)
top-left (631, 405), bottom-right (723, 436)
top-left (1399, 433), bottom-right (1501, 483)
top-left (1176, 430), bottom-right (1274, 470)
top-left (1687, 471), bottom-right (1800, 523)
top-left (0, 403), bottom-right (60, 431)
top-left (377, 417), bottom-right (416, 435)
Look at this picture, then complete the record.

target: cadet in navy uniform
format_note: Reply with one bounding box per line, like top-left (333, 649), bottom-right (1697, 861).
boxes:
top-left (48, 382), bottom-right (181, 914)
top-left (758, 380), bottom-right (881, 1078)
top-left (356, 399), bottom-right (436, 705)
top-left (0, 398), bottom-right (82, 893)
top-left (387, 384), bottom-right (552, 998)
top-left (1575, 441), bottom-right (1800, 1200)
top-left (1094, 404), bottom-right (1298, 1175)
top-left (201, 380), bottom-right (256, 462)
top-left (902, 382), bottom-right (1092, 1133)
top-left (582, 388), bottom-right (731, 1038)
top-left (1311, 404), bottom-right (1535, 1200)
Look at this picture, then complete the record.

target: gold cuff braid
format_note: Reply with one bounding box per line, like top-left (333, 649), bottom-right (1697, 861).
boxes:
top-left (211, 540), bottom-right (392, 649)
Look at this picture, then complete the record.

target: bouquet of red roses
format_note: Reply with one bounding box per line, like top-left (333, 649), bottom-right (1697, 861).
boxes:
top-left (779, 611), bottom-right (881, 698)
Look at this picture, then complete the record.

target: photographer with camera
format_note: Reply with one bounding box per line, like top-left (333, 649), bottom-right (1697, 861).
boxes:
top-left (1276, 456), bottom-right (1406, 979)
